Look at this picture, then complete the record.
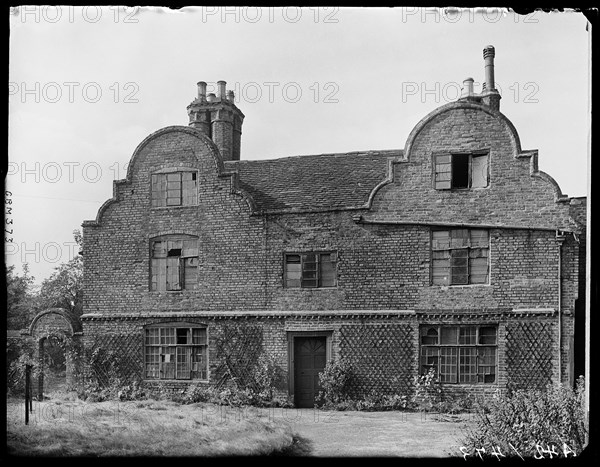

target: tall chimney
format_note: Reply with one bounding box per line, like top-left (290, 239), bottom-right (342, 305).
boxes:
top-left (481, 45), bottom-right (501, 111)
top-left (186, 80), bottom-right (245, 161)
top-left (483, 45), bottom-right (496, 91)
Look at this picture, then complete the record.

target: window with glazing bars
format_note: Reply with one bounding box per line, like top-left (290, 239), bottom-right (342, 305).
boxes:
top-left (420, 325), bottom-right (497, 384)
top-left (431, 229), bottom-right (489, 285)
top-left (284, 252), bottom-right (337, 288)
top-left (434, 153), bottom-right (488, 190)
top-left (151, 236), bottom-right (199, 291)
top-left (145, 326), bottom-right (208, 380)
top-left (152, 171), bottom-right (197, 207)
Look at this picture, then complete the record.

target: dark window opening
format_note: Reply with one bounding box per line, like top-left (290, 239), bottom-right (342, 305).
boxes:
top-left (451, 154), bottom-right (470, 188)
top-left (434, 153), bottom-right (488, 190)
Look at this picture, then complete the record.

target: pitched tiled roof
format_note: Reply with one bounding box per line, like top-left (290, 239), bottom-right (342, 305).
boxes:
top-left (224, 150), bottom-right (400, 213)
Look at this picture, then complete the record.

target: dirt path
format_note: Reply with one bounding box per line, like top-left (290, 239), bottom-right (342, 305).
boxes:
top-left (279, 409), bottom-right (471, 457)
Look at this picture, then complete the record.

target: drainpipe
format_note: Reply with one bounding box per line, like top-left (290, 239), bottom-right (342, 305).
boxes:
top-left (556, 230), bottom-right (566, 384)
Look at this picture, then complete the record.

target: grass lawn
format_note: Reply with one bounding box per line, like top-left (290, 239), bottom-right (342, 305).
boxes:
top-left (6, 394), bottom-right (295, 456)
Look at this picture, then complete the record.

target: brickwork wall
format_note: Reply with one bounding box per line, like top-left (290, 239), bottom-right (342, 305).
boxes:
top-left (81, 312), bottom-right (563, 398)
top-left (82, 127), bottom-right (267, 315)
top-left (81, 101), bottom-right (584, 399)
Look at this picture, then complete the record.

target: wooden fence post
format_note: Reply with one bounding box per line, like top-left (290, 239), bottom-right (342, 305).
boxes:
top-left (25, 364), bottom-right (31, 425)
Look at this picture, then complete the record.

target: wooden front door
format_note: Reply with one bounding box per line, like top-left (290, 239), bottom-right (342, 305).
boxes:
top-left (294, 336), bottom-right (327, 408)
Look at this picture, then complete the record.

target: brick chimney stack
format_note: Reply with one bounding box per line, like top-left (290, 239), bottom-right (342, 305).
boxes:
top-left (187, 80), bottom-right (245, 161)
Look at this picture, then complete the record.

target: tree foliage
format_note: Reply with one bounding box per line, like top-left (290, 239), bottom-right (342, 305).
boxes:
top-left (37, 229), bottom-right (83, 322)
top-left (6, 263), bottom-right (37, 330)
top-left (6, 229), bottom-right (83, 329)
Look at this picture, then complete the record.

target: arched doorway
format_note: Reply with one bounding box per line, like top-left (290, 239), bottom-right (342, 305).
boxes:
top-left (39, 334), bottom-right (67, 395)
top-left (29, 309), bottom-right (81, 399)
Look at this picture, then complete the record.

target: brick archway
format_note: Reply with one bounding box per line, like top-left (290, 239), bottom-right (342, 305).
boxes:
top-left (29, 309), bottom-right (82, 398)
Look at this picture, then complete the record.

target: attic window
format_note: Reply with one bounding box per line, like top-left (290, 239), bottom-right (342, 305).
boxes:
top-left (434, 154), bottom-right (488, 190)
top-left (152, 171), bottom-right (198, 207)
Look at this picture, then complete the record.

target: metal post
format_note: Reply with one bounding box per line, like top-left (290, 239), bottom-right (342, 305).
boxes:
top-left (25, 364), bottom-right (31, 425)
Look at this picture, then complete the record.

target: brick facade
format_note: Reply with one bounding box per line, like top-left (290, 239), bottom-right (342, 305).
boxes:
top-left (81, 47), bottom-right (586, 406)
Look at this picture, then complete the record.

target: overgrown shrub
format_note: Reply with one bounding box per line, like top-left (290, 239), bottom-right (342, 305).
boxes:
top-left (461, 377), bottom-right (587, 458)
top-left (252, 352), bottom-right (283, 401)
top-left (7, 353), bottom-right (42, 396)
top-left (412, 367), bottom-right (443, 411)
top-left (316, 359), bottom-right (353, 406)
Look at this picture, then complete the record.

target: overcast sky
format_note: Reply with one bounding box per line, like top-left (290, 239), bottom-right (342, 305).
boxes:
top-left (7, 7), bottom-right (590, 284)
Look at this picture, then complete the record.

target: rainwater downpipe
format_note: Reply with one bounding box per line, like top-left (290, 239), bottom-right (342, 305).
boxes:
top-left (556, 230), bottom-right (566, 384)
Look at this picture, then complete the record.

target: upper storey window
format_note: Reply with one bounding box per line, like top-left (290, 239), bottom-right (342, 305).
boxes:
top-left (284, 252), bottom-right (337, 288)
top-left (152, 171), bottom-right (197, 207)
top-left (432, 229), bottom-right (489, 286)
top-left (151, 235), bottom-right (199, 291)
top-left (434, 153), bottom-right (488, 190)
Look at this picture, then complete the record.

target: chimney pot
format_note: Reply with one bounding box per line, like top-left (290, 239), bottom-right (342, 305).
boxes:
top-left (206, 93), bottom-right (216, 103)
top-left (461, 77), bottom-right (474, 98)
top-left (197, 81), bottom-right (207, 101)
top-left (227, 90), bottom-right (235, 102)
top-left (217, 80), bottom-right (226, 99)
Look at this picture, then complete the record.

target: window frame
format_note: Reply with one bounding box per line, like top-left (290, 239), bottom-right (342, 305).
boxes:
top-left (283, 251), bottom-right (338, 289)
top-left (433, 152), bottom-right (489, 190)
top-left (419, 325), bottom-right (497, 384)
top-left (430, 228), bottom-right (490, 286)
top-left (144, 323), bottom-right (208, 381)
top-left (151, 170), bottom-right (198, 208)
top-left (150, 234), bottom-right (199, 292)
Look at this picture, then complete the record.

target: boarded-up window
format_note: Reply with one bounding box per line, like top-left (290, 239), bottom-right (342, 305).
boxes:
top-left (434, 153), bottom-right (489, 190)
top-left (284, 252), bottom-right (337, 288)
top-left (420, 325), bottom-right (497, 384)
top-left (145, 325), bottom-right (207, 380)
top-left (432, 229), bottom-right (489, 285)
top-left (151, 235), bottom-right (198, 291)
top-left (152, 171), bottom-right (197, 207)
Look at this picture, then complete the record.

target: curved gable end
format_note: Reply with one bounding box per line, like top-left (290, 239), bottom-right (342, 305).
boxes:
top-left (365, 101), bottom-right (578, 232)
top-left (84, 126), bottom-right (256, 227)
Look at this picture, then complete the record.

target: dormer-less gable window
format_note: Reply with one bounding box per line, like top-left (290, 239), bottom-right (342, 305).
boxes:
top-left (152, 171), bottom-right (198, 207)
top-left (434, 153), bottom-right (489, 190)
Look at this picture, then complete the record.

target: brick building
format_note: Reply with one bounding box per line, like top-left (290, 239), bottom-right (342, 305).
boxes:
top-left (81, 46), bottom-right (586, 407)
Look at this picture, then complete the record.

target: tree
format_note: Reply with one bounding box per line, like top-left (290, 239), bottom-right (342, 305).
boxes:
top-left (37, 229), bottom-right (83, 322)
top-left (6, 263), bottom-right (37, 330)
